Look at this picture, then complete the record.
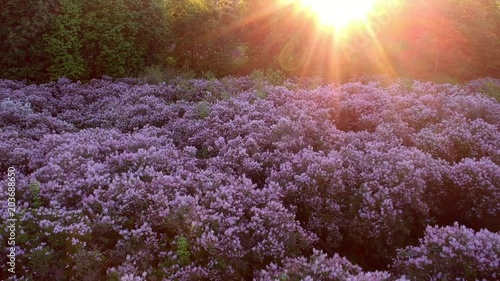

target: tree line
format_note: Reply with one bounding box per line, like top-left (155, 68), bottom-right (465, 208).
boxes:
top-left (1, 0), bottom-right (499, 83)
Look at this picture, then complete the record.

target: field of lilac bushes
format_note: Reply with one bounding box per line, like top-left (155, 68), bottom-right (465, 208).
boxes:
top-left (1, 76), bottom-right (499, 280)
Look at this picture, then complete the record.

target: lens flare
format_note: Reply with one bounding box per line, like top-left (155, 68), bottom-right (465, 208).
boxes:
top-left (300, 0), bottom-right (376, 29)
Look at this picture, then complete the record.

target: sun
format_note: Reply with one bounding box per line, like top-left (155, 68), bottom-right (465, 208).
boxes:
top-left (300, 0), bottom-right (376, 29)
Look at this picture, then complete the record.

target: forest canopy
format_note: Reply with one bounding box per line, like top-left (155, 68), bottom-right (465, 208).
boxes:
top-left (1, 0), bottom-right (500, 83)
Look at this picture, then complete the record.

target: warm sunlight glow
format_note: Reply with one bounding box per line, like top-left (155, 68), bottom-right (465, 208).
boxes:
top-left (300, 0), bottom-right (376, 29)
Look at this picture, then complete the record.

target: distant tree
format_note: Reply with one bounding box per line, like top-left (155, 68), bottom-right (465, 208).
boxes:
top-left (0, 0), bottom-right (58, 82)
top-left (391, 0), bottom-right (500, 81)
top-left (123, 0), bottom-right (172, 67)
top-left (445, 0), bottom-right (500, 78)
top-left (166, 0), bottom-right (210, 71)
top-left (80, 0), bottom-right (144, 78)
top-left (166, 0), bottom-right (249, 76)
top-left (241, 1), bottom-right (311, 76)
top-left (45, 0), bottom-right (86, 80)
top-left (1, 0), bottom-right (498, 82)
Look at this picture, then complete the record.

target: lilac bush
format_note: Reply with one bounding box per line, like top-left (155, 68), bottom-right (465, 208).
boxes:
top-left (439, 158), bottom-right (500, 230)
top-left (1, 76), bottom-right (499, 280)
top-left (392, 223), bottom-right (500, 280)
top-left (267, 143), bottom-right (447, 268)
top-left (256, 249), bottom-right (392, 281)
top-left (465, 78), bottom-right (500, 102)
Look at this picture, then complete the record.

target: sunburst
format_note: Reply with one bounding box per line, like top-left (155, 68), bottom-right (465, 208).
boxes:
top-left (300, 0), bottom-right (376, 29)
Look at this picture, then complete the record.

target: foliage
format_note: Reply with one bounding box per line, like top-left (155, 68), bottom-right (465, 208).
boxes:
top-left (197, 101), bottom-right (211, 119)
top-left (79, 0), bottom-right (144, 78)
top-left (1, 0), bottom-right (500, 82)
top-left (0, 0), bottom-right (58, 82)
top-left (467, 78), bottom-right (500, 102)
top-left (45, 0), bottom-right (85, 80)
top-left (1, 0), bottom-right (171, 82)
top-left (176, 237), bottom-right (191, 266)
top-left (389, 0), bottom-right (500, 81)
top-left (249, 69), bottom-right (288, 86)
top-left (29, 180), bottom-right (42, 209)
top-left (139, 65), bottom-right (182, 84)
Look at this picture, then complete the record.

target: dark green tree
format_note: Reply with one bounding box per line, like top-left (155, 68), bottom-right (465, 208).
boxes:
top-left (124, 0), bottom-right (172, 67)
top-left (45, 0), bottom-right (86, 80)
top-left (166, 0), bottom-right (249, 75)
top-left (0, 0), bottom-right (58, 82)
top-left (80, 0), bottom-right (144, 78)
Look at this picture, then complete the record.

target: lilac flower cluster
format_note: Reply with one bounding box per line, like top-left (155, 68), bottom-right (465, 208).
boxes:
top-left (0, 76), bottom-right (499, 280)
